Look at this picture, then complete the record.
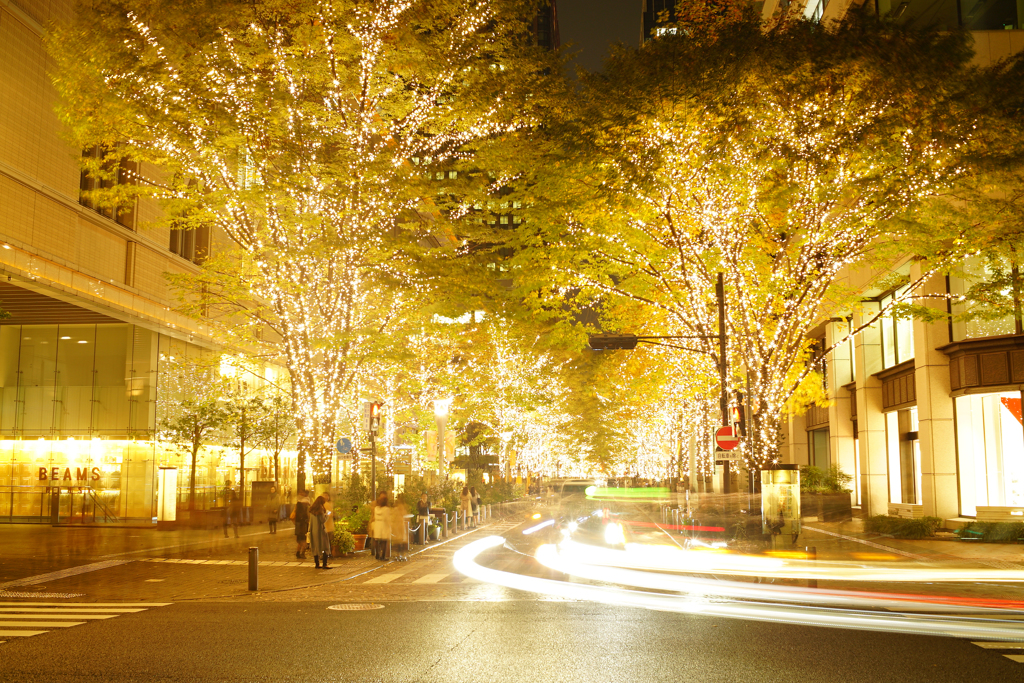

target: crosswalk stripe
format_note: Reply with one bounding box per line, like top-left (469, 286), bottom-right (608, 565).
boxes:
top-left (0, 614), bottom-right (116, 620)
top-left (972, 642), bottom-right (1024, 649)
top-left (365, 573), bottom-right (407, 584)
top-left (412, 574), bottom-right (449, 584)
top-left (1006, 655), bottom-right (1024, 663)
top-left (0, 621), bottom-right (86, 628)
top-left (0, 607), bottom-right (145, 613)
top-left (0, 630), bottom-right (47, 637)
top-left (0, 603), bottom-right (171, 607)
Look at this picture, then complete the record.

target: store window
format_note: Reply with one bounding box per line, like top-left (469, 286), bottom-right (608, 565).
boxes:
top-left (879, 287), bottom-right (914, 369)
top-left (886, 407), bottom-right (921, 504)
top-left (955, 391), bottom-right (1024, 516)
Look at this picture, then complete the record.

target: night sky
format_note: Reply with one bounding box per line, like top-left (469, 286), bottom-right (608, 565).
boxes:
top-left (557, 0), bottom-right (641, 74)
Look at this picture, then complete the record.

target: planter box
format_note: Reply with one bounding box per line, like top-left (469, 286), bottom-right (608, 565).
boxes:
top-left (353, 534), bottom-right (367, 551)
top-left (802, 493), bottom-right (853, 522)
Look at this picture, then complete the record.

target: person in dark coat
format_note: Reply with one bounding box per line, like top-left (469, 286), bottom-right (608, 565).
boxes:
top-left (294, 490), bottom-right (310, 559)
top-left (267, 485), bottom-right (281, 534)
top-left (308, 493), bottom-right (333, 569)
top-left (223, 487), bottom-right (241, 538)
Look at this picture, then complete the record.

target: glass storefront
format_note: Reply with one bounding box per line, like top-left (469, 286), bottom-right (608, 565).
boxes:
top-left (886, 407), bottom-right (921, 505)
top-left (956, 391), bottom-right (1024, 517)
top-left (0, 323), bottom-right (297, 523)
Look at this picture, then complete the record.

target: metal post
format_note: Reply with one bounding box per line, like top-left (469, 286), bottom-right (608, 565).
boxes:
top-left (716, 272), bottom-right (731, 494)
top-left (806, 546), bottom-right (817, 589)
top-left (248, 547), bottom-right (259, 591)
top-left (370, 434), bottom-right (377, 502)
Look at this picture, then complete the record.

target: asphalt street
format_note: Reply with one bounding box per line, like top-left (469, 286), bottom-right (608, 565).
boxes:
top-left (2, 504), bottom-right (1024, 681)
top-left (1, 596), bottom-right (1022, 683)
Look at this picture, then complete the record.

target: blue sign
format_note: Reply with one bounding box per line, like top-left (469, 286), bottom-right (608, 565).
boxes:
top-left (336, 437), bottom-right (352, 454)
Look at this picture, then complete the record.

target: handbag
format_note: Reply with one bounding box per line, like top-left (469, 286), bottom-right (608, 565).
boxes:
top-left (289, 507), bottom-right (296, 521)
top-left (324, 511), bottom-right (335, 534)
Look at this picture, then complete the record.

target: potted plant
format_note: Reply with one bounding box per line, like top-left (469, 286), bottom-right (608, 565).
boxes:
top-left (800, 465), bottom-right (853, 522)
top-left (333, 526), bottom-right (356, 556)
top-left (345, 503), bottom-right (372, 551)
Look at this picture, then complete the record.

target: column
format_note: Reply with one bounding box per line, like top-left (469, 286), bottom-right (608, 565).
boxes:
top-left (855, 301), bottom-right (889, 517)
top-left (826, 321), bottom-right (857, 502)
top-left (911, 265), bottom-right (958, 521)
top-left (781, 413), bottom-right (809, 466)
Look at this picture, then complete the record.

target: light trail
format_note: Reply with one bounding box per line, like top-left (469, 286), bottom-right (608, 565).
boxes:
top-left (535, 544), bottom-right (1024, 614)
top-left (453, 536), bottom-right (1024, 640)
top-left (555, 539), bottom-right (1024, 583)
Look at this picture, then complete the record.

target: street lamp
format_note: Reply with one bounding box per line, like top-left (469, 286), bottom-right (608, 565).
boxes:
top-left (434, 398), bottom-right (452, 479)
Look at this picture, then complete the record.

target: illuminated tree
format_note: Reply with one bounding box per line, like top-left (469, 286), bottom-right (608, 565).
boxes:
top-left (506, 10), bottom-right (978, 469)
top-left (50, 0), bottom-right (557, 490)
top-left (157, 357), bottom-right (229, 510)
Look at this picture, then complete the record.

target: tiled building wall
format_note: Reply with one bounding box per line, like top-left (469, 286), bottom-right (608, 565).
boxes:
top-left (0, 0), bottom-right (212, 314)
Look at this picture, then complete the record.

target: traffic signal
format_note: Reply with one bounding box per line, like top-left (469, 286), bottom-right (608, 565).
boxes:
top-left (370, 402), bottom-right (383, 435)
top-left (731, 392), bottom-right (746, 436)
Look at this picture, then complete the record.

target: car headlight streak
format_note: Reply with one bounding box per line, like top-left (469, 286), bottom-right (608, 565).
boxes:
top-left (452, 536), bottom-right (1024, 641)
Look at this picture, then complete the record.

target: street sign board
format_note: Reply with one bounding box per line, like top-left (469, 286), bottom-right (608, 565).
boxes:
top-left (715, 426), bottom-right (740, 451)
top-left (336, 438), bottom-right (352, 454)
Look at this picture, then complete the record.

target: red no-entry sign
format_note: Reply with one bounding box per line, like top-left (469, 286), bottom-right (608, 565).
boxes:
top-left (715, 426), bottom-right (740, 451)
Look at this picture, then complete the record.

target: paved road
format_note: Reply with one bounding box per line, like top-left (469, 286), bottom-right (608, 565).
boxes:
top-left (0, 596), bottom-right (1022, 682)
top-left (2, 508), bottom-right (1024, 680)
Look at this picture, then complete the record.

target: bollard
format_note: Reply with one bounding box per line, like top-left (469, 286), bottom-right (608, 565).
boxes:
top-left (420, 517), bottom-right (427, 545)
top-left (248, 547), bottom-right (259, 591)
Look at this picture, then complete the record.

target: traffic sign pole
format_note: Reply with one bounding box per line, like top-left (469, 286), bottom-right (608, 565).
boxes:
top-left (716, 272), bottom-right (731, 494)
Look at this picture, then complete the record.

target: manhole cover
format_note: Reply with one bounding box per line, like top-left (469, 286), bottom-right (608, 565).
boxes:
top-left (327, 603), bottom-right (384, 611)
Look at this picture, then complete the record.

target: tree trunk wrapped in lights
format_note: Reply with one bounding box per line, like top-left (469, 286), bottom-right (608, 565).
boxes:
top-left (50, 0), bottom-right (556, 489)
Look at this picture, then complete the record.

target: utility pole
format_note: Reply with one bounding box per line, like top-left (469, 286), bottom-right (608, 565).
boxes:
top-left (716, 273), bottom-right (731, 495)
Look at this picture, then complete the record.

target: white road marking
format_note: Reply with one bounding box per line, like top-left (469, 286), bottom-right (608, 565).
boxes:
top-left (0, 560), bottom-right (134, 589)
top-left (0, 621), bottom-right (86, 628)
top-left (365, 573), bottom-right (407, 584)
top-left (972, 642), bottom-right (1024, 649)
top-left (0, 602), bottom-right (170, 607)
top-left (412, 574), bottom-right (450, 584)
top-left (0, 607), bottom-right (145, 613)
top-left (0, 614), bottom-right (116, 620)
top-left (1006, 655), bottom-right (1024, 663)
top-left (0, 630), bottom-right (47, 637)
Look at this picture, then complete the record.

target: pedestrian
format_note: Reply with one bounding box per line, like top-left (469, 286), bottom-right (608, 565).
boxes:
top-left (370, 492), bottom-right (391, 560)
top-left (390, 493), bottom-right (410, 562)
top-left (267, 485), bottom-right (281, 534)
top-left (308, 492), bottom-right (333, 569)
top-left (417, 492), bottom-right (431, 543)
top-left (470, 486), bottom-right (480, 528)
top-left (460, 486), bottom-right (471, 529)
top-left (224, 486), bottom-right (241, 539)
top-left (293, 490), bottom-right (310, 559)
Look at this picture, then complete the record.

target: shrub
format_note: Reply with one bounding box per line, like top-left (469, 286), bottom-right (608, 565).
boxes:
top-left (956, 521), bottom-right (1024, 543)
top-left (343, 503), bottom-right (372, 535)
top-left (333, 527), bottom-right (355, 554)
top-left (865, 514), bottom-right (943, 539)
top-left (800, 465), bottom-right (853, 494)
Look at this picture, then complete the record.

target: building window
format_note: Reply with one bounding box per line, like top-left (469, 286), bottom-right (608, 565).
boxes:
top-left (169, 226), bottom-right (210, 265)
top-left (886, 407), bottom-right (920, 504)
top-left (950, 256), bottom-right (1018, 342)
top-left (79, 146), bottom-right (137, 230)
top-left (810, 428), bottom-right (830, 470)
top-left (955, 391), bottom-right (1024, 516)
top-left (879, 286), bottom-right (914, 369)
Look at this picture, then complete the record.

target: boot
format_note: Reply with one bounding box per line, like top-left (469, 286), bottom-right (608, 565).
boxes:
top-left (314, 555), bottom-right (320, 568)
top-left (296, 551), bottom-right (301, 559)
top-left (322, 553), bottom-right (331, 569)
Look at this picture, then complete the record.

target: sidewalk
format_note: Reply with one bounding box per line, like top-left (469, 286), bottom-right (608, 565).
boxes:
top-left (0, 515), bottom-right (510, 602)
